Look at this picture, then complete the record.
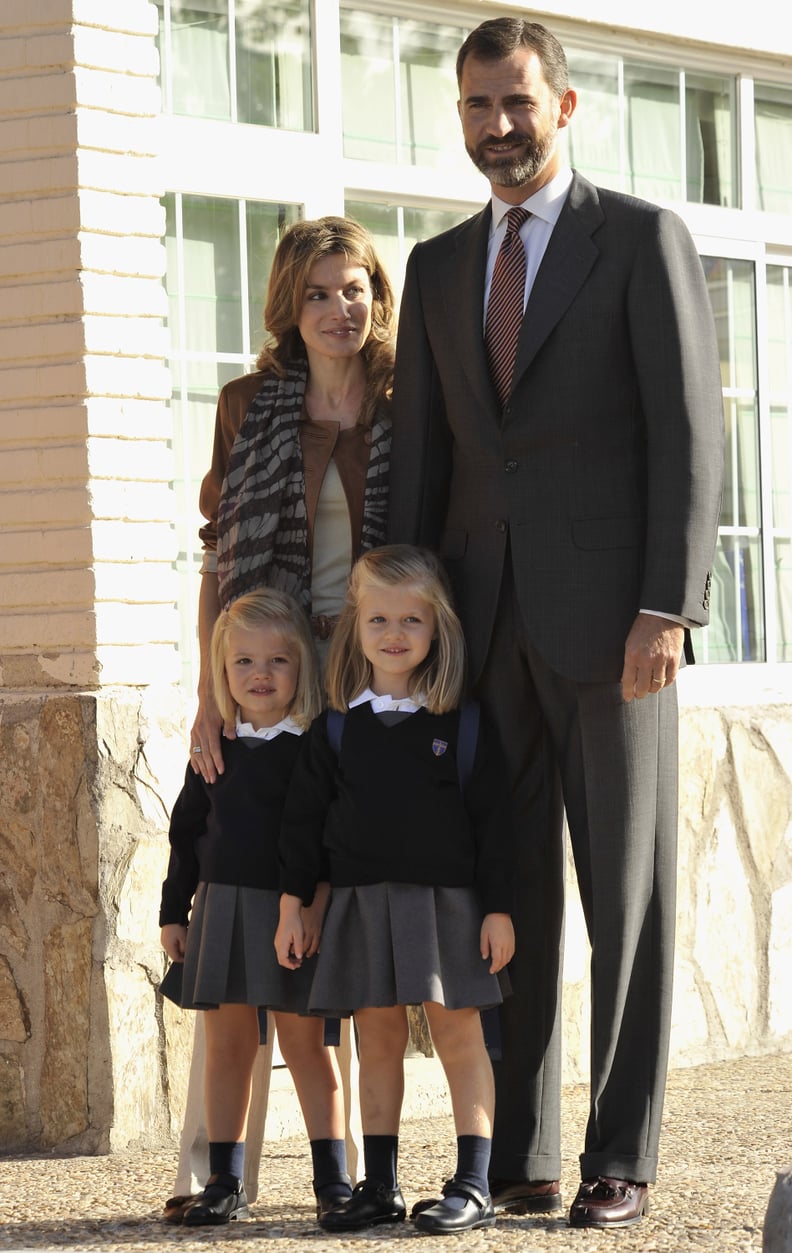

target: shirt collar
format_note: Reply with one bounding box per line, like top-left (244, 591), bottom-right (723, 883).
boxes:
top-left (490, 165), bottom-right (573, 233)
top-left (235, 714), bottom-right (304, 740)
top-left (349, 688), bottom-right (426, 714)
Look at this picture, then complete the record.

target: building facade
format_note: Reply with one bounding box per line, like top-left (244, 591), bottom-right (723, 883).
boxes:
top-left (0, 0), bottom-right (791, 1153)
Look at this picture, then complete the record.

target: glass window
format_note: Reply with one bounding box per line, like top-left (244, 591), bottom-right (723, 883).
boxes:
top-left (565, 49), bottom-right (622, 190)
top-left (567, 54), bottom-right (737, 208)
top-left (340, 10), bottom-right (469, 174)
top-left (624, 62), bottom-right (681, 202)
top-left (164, 194), bottom-right (301, 689)
top-left (345, 199), bottom-right (471, 301)
top-left (685, 73), bottom-right (736, 207)
top-left (701, 257), bottom-right (763, 663)
top-left (156, 0), bottom-right (313, 130)
top-left (767, 264), bottom-right (792, 660)
top-left (755, 83), bottom-right (792, 215)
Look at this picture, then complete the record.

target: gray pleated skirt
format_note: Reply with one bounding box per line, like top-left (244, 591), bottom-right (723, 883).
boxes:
top-left (180, 882), bottom-right (315, 1014)
top-left (307, 882), bottom-right (509, 1016)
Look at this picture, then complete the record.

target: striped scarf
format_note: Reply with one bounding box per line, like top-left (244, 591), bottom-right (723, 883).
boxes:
top-left (216, 358), bottom-right (390, 610)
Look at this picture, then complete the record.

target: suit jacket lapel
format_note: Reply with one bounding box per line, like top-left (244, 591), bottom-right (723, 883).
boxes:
top-left (511, 173), bottom-right (603, 394)
top-left (438, 206), bottom-right (500, 419)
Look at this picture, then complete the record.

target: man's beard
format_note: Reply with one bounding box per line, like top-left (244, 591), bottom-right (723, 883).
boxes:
top-left (468, 128), bottom-right (556, 187)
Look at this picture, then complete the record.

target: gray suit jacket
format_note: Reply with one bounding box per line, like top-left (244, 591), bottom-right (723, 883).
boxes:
top-left (388, 171), bottom-right (725, 684)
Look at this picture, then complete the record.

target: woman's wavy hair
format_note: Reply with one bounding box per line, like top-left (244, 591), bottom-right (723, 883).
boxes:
top-left (325, 545), bottom-right (466, 715)
top-left (256, 216), bottom-right (395, 428)
top-left (210, 587), bottom-right (322, 730)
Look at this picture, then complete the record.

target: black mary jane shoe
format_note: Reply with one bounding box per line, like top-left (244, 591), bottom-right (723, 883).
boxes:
top-left (314, 1171), bottom-right (354, 1218)
top-left (182, 1173), bottom-right (250, 1226)
top-left (318, 1179), bottom-right (406, 1232)
top-left (413, 1181), bottom-right (496, 1235)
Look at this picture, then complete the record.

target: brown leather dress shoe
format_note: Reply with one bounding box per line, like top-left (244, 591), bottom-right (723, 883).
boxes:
top-left (569, 1176), bottom-right (649, 1228)
top-left (162, 1195), bottom-right (199, 1224)
top-left (489, 1178), bottom-right (562, 1214)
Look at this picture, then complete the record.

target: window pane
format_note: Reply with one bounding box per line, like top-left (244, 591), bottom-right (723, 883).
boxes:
top-left (768, 265), bottom-right (792, 660)
top-left (705, 535), bottom-right (764, 662)
top-left (402, 205), bottom-right (470, 246)
top-left (685, 74), bottom-right (736, 207)
top-left (341, 12), bottom-right (469, 173)
top-left (246, 202), bottom-right (302, 350)
top-left (566, 51), bottom-right (621, 190)
top-left (168, 196), bottom-right (243, 355)
top-left (625, 63), bottom-right (681, 201)
top-left (158, 1), bottom-right (231, 120)
top-left (157, 0), bottom-right (313, 129)
top-left (344, 199), bottom-right (471, 302)
top-left (398, 19), bottom-right (469, 172)
top-left (235, 0), bottom-right (313, 130)
top-left (701, 257), bottom-right (764, 662)
top-left (342, 12), bottom-right (397, 162)
top-left (755, 83), bottom-right (792, 214)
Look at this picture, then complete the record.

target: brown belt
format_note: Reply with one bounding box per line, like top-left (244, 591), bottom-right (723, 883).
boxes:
top-left (310, 613), bottom-right (339, 641)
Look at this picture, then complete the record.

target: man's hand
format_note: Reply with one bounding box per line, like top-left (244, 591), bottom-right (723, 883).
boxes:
top-left (621, 614), bottom-right (684, 702)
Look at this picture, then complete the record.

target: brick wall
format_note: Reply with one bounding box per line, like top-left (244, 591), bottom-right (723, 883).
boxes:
top-left (0, 0), bottom-right (178, 691)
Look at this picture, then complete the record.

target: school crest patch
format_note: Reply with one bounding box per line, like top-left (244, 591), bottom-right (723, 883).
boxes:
top-left (432, 739), bottom-right (448, 757)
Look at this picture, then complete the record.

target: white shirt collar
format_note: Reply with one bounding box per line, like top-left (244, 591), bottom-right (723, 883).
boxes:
top-left (349, 688), bottom-right (426, 714)
top-left (235, 714), bottom-right (304, 740)
top-left (490, 165), bottom-right (573, 232)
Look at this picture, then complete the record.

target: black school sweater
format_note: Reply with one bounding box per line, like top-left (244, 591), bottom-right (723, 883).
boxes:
top-left (159, 733), bottom-right (303, 927)
top-left (279, 703), bottom-right (514, 916)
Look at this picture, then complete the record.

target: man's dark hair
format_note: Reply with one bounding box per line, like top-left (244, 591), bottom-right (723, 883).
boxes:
top-left (456, 17), bottom-right (569, 98)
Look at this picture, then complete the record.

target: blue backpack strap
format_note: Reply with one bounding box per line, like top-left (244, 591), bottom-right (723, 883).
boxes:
top-left (456, 699), bottom-right (480, 790)
top-left (326, 708), bottom-right (345, 756)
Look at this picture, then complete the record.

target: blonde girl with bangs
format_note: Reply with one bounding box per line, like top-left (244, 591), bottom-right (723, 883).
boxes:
top-left (324, 544), bottom-right (465, 714)
top-left (160, 589), bottom-right (353, 1227)
top-left (276, 545), bottom-right (516, 1237)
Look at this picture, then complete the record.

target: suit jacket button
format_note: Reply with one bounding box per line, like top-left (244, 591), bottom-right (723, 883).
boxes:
top-left (495, 519), bottom-right (508, 533)
top-left (505, 459), bottom-right (518, 473)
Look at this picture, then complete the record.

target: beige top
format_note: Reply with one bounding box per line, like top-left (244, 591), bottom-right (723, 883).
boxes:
top-left (311, 457), bottom-right (352, 616)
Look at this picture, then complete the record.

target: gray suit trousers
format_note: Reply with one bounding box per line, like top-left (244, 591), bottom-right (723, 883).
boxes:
top-left (477, 565), bottom-right (677, 1184)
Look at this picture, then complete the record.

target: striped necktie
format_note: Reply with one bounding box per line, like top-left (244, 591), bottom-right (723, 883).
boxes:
top-left (485, 206), bottom-right (529, 408)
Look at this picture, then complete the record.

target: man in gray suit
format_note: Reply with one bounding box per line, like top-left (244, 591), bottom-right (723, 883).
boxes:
top-left (388, 16), bottom-right (724, 1229)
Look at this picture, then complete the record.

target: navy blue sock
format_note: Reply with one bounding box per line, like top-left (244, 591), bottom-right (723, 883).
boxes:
top-left (208, 1140), bottom-right (245, 1183)
top-left (453, 1135), bottom-right (491, 1198)
top-left (311, 1138), bottom-right (352, 1200)
top-left (362, 1134), bottom-right (399, 1189)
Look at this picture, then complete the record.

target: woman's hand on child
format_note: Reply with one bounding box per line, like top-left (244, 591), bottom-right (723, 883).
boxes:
top-left (161, 923), bottom-right (188, 961)
top-left (275, 895), bottom-right (306, 969)
top-left (189, 686), bottom-right (236, 785)
top-left (480, 913), bottom-right (515, 973)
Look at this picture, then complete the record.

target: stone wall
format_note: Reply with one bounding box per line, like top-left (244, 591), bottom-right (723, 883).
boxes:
top-left (0, 687), bottom-right (188, 1153)
top-left (1, 683), bottom-right (791, 1153)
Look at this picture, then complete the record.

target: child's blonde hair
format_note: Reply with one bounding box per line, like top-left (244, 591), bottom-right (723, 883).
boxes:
top-left (325, 545), bottom-right (466, 714)
top-left (210, 588), bottom-right (322, 730)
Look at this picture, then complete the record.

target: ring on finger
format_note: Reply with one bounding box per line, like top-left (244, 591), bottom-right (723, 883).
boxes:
top-left (650, 675), bottom-right (663, 686)
top-left (191, 745), bottom-right (202, 754)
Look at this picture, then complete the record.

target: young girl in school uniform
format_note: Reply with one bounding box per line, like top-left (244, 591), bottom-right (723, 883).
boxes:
top-left (275, 545), bottom-right (515, 1236)
top-left (159, 588), bottom-right (353, 1227)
